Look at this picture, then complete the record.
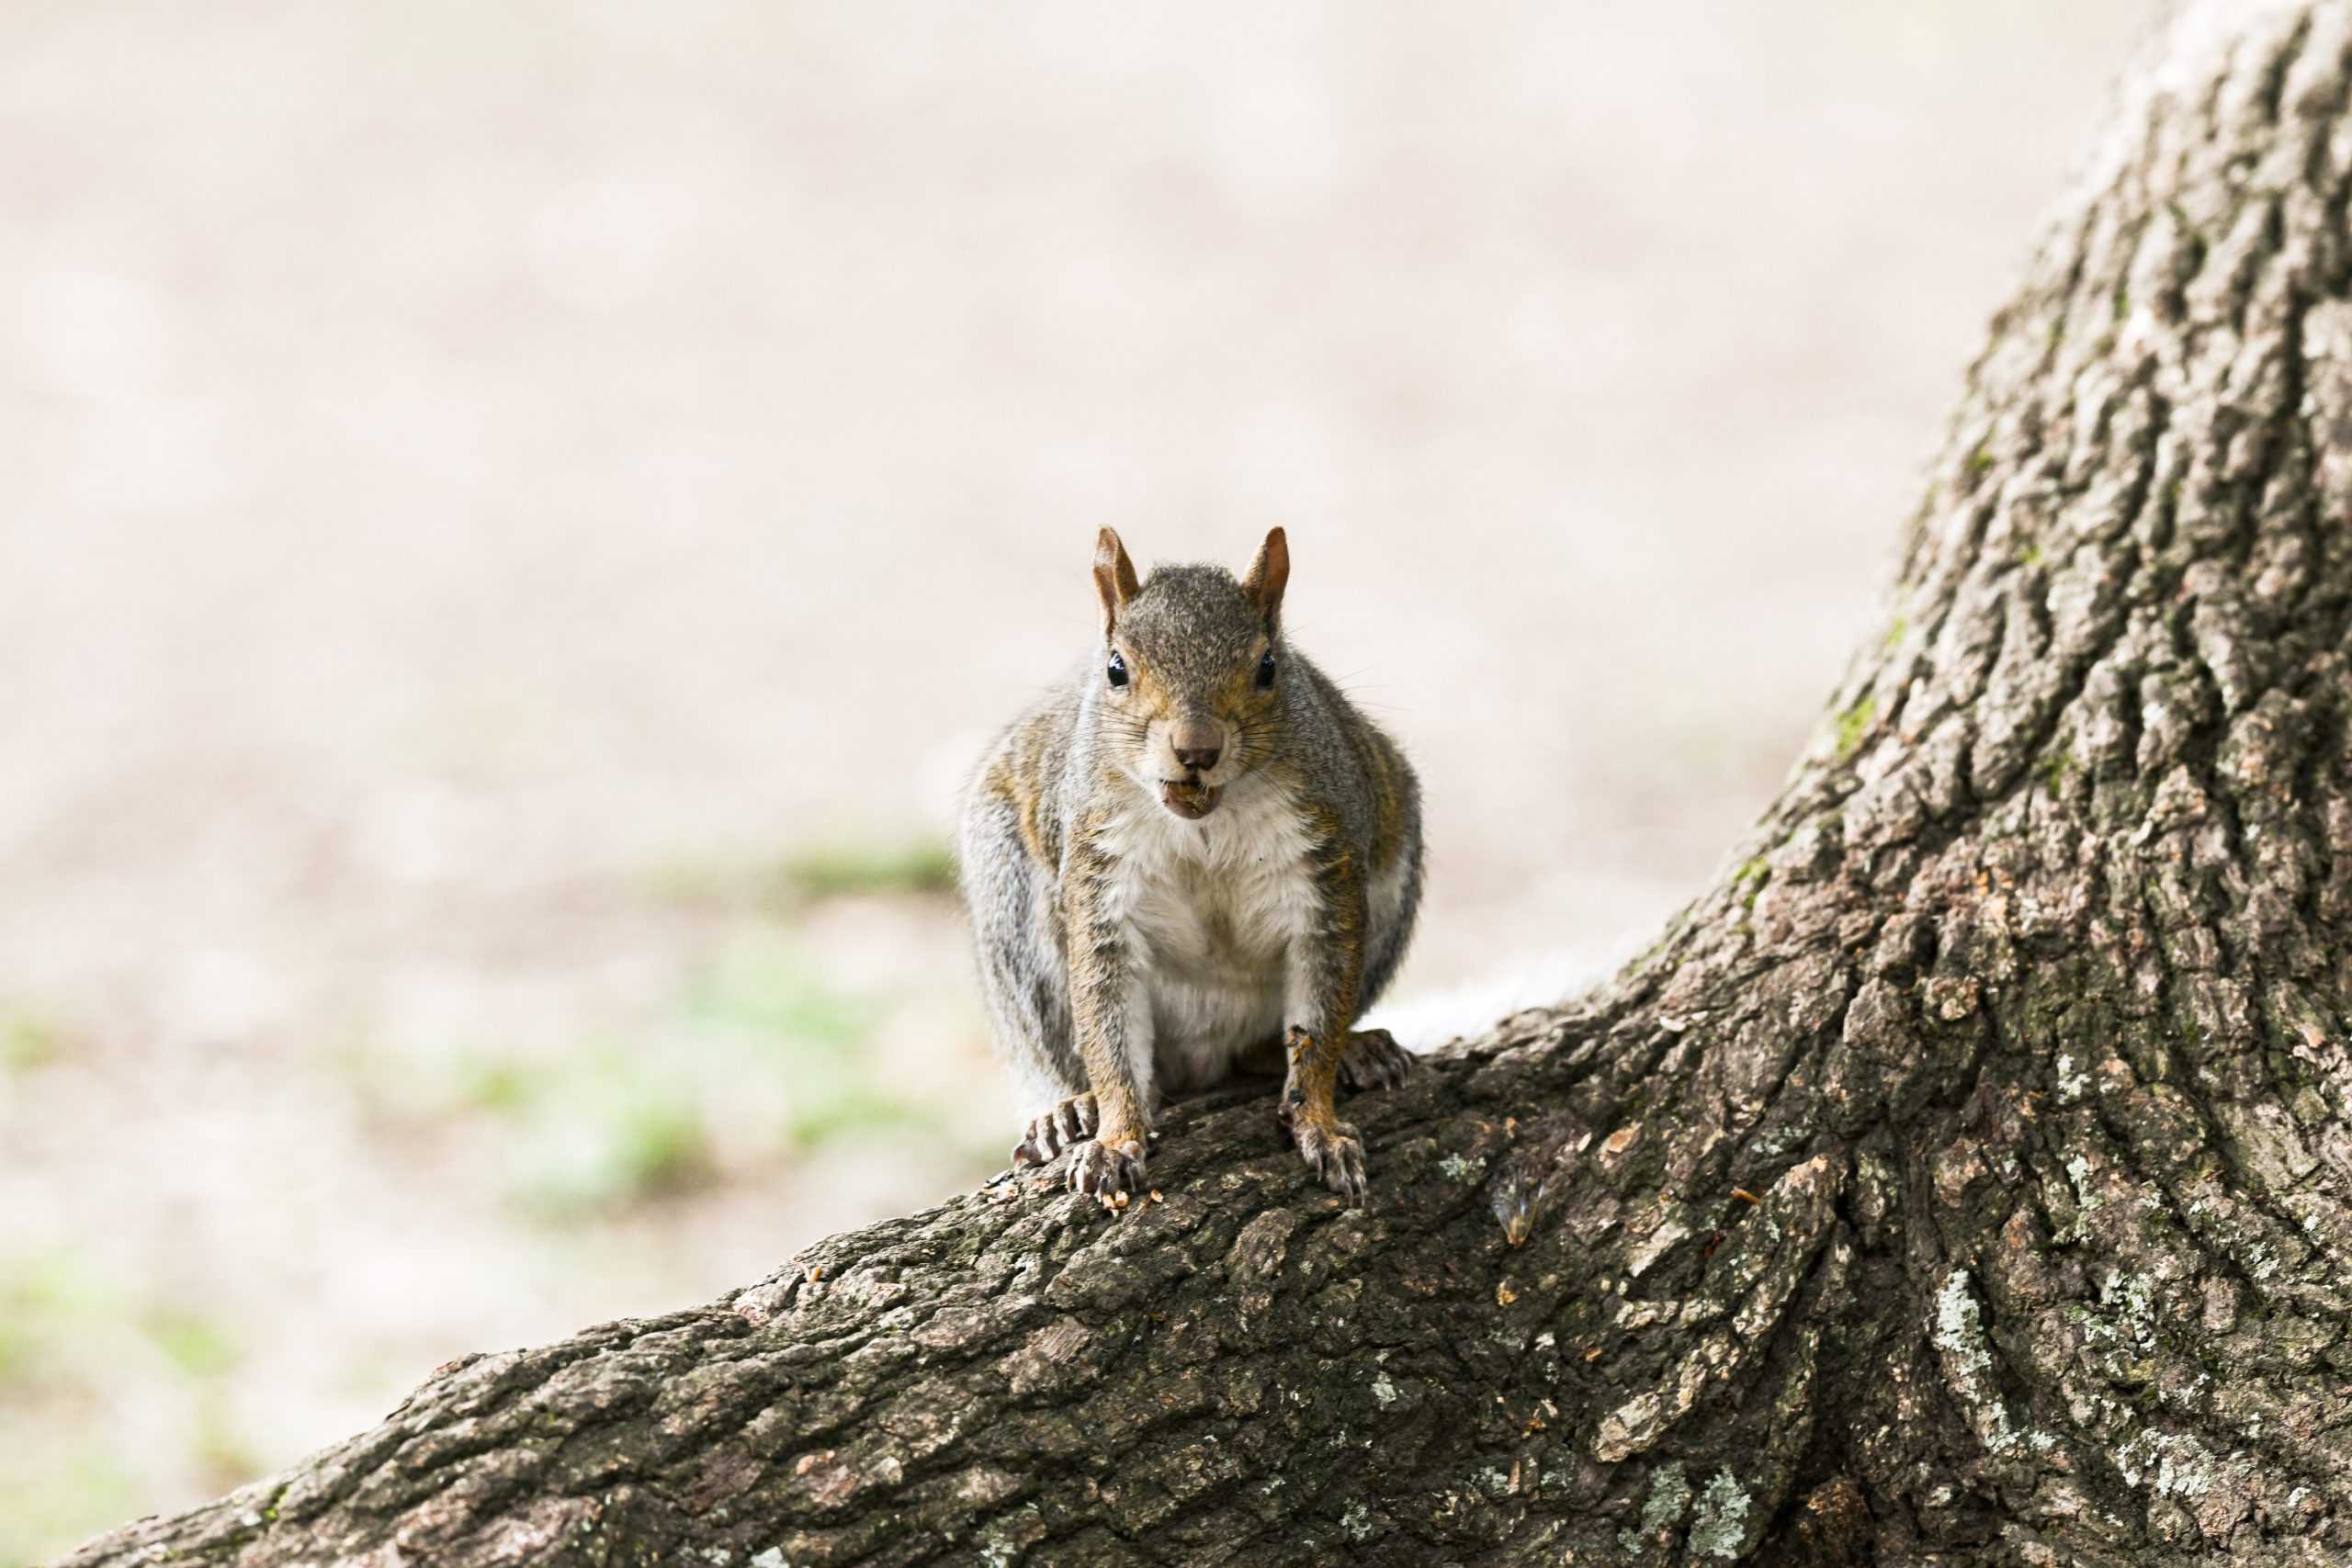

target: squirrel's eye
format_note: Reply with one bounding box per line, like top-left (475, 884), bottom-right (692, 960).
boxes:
top-left (1107, 651), bottom-right (1129, 688)
top-left (1254, 650), bottom-right (1277, 690)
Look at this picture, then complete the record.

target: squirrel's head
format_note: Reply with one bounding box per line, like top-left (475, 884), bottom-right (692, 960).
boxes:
top-left (1090, 526), bottom-right (1290, 822)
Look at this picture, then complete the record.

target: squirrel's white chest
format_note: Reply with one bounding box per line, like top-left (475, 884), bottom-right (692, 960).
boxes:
top-left (1102, 784), bottom-right (1316, 1089)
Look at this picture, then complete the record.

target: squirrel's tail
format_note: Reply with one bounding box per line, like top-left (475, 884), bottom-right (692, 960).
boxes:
top-left (1358, 945), bottom-right (1625, 1052)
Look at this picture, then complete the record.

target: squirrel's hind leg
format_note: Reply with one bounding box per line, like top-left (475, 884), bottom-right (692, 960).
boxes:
top-left (1249, 1027), bottom-right (1413, 1091)
top-left (1340, 1027), bottom-right (1415, 1092)
top-left (962, 786), bottom-right (1099, 1171)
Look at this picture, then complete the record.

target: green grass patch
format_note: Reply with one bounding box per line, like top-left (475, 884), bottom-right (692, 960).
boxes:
top-left (0, 1255), bottom-right (105, 1388)
top-left (507, 927), bottom-right (925, 1212)
top-left (784, 1083), bottom-right (928, 1148)
top-left (456, 1057), bottom-right (539, 1115)
top-left (692, 929), bottom-right (936, 1145)
top-left (0, 1254), bottom-right (256, 1564)
top-left (776, 839), bottom-right (956, 901)
top-left (334, 1036), bottom-right (556, 1123)
top-left (0, 1451), bottom-right (143, 1568)
top-left (646, 835), bottom-right (956, 911)
top-left (507, 1065), bottom-right (718, 1213)
top-left (0, 1013), bottom-right (61, 1075)
top-left (684, 930), bottom-right (876, 1047)
top-left (143, 1310), bottom-right (239, 1379)
top-left (604, 1099), bottom-right (714, 1200)
top-left (0, 1313), bottom-right (29, 1388)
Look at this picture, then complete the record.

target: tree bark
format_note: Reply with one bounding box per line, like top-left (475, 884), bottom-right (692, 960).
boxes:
top-left (60, 4), bottom-right (2352, 1563)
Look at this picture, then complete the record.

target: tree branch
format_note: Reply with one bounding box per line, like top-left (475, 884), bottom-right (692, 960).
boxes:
top-left (60, 2), bottom-right (2352, 1562)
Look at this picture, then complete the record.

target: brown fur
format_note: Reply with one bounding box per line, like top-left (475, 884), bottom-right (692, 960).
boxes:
top-left (959, 528), bottom-right (1423, 1205)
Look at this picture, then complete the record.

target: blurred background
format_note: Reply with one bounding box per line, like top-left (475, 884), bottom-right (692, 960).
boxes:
top-left (1, 1), bottom-right (2147, 1558)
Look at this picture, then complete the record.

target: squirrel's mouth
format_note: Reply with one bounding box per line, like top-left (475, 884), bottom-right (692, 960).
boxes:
top-left (1159, 779), bottom-right (1220, 820)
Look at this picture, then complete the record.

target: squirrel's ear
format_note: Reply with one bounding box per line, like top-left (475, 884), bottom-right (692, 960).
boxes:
top-left (1241, 526), bottom-right (1289, 628)
top-left (1093, 527), bottom-right (1140, 637)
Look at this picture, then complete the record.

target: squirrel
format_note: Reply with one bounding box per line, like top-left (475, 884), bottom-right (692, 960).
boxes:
top-left (957, 526), bottom-right (1423, 1204)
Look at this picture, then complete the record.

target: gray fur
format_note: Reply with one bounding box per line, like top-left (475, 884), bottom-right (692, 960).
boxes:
top-left (957, 542), bottom-right (1423, 1153)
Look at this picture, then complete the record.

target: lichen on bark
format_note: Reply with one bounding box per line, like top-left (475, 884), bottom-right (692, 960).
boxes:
top-left (56, 3), bottom-right (2352, 1564)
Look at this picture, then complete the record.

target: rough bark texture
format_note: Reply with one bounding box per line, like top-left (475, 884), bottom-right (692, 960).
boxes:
top-left (61, 4), bottom-right (2352, 1563)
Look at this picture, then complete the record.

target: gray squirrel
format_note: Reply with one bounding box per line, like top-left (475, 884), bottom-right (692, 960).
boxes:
top-left (957, 527), bottom-right (1423, 1204)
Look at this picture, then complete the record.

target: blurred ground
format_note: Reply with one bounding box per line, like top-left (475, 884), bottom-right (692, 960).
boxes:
top-left (0, 1), bottom-right (2147, 1558)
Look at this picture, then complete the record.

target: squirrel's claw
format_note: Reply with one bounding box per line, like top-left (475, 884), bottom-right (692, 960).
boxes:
top-left (1340, 1028), bottom-right (1414, 1093)
top-left (1294, 1119), bottom-right (1368, 1204)
top-left (1067, 1134), bottom-right (1147, 1200)
top-left (1012, 1094), bottom-right (1099, 1168)
top-left (1016, 1097), bottom-right (1146, 1204)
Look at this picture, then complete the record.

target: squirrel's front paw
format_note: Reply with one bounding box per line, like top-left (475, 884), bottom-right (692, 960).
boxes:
top-left (1012, 1094), bottom-right (1098, 1168)
top-left (1292, 1119), bottom-right (1368, 1204)
top-left (1067, 1134), bottom-right (1147, 1200)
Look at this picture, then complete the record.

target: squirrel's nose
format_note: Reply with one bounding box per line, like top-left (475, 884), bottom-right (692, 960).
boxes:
top-left (1171, 719), bottom-right (1223, 774)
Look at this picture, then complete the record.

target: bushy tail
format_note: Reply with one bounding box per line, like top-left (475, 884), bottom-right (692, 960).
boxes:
top-left (1358, 945), bottom-right (1624, 1052)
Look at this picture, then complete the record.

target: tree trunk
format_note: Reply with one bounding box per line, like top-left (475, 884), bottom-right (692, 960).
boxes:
top-left (60, 4), bottom-right (2352, 1563)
